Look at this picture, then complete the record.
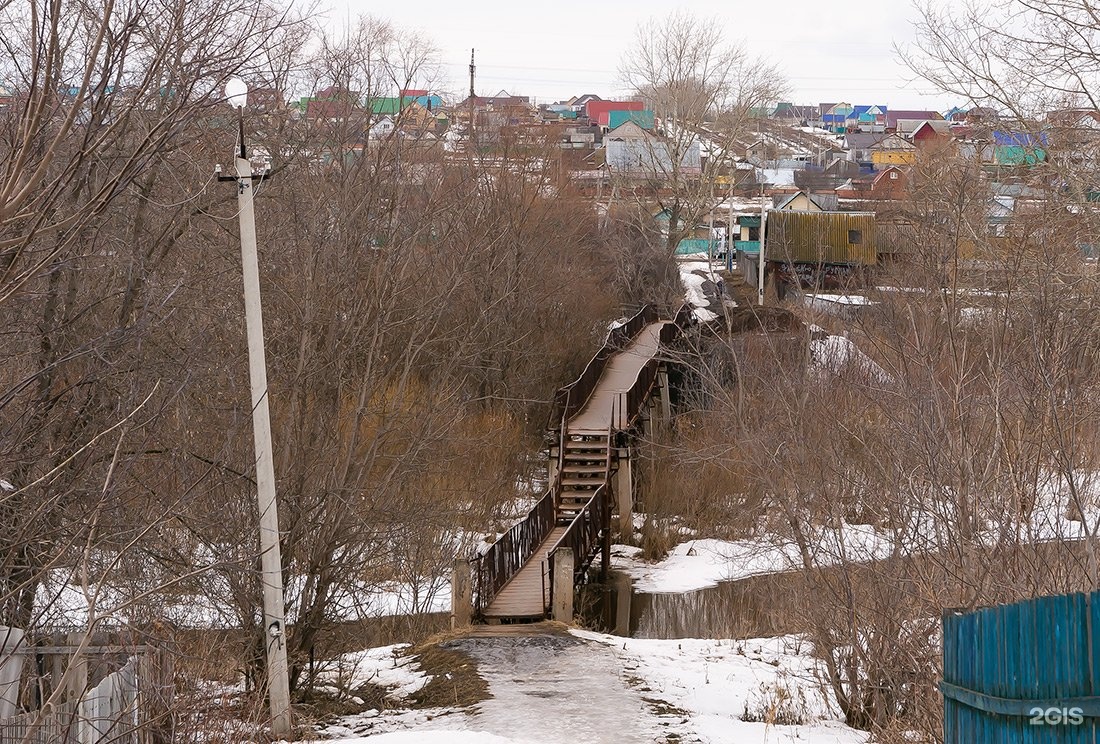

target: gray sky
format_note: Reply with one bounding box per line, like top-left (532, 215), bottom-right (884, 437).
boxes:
top-left (315, 0), bottom-right (958, 111)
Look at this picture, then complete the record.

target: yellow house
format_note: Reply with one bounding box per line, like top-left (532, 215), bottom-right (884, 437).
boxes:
top-left (870, 133), bottom-right (916, 168)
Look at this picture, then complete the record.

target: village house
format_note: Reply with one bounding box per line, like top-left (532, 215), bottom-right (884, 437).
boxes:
top-left (604, 120), bottom-right (701, 175)
top-left (585, 99), bottom-right (644, 126)
top-left (773, 191), bottom-right (838, 211)
top-left (452, 90), bottom-right (536, 143)
top-left (835, 165), bottom-right (908, 200)
top-left (399, 88), bottom-right (443, 111)
top-left (886, 109), bottom-right (943, 134)
top-left (606, 109), bottom-right (654, 131)
top-left (842, 132), bottom-right (888, 166)
top-left (911, 120), bottom-right (954, 149)
top-left (301, 86), bottom-right (361, 121)
top-left (870, 134), bottom-right (916, 169)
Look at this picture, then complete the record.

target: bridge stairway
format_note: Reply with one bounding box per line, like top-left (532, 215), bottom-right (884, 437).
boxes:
top-left (557, 434), bottom-right (611, 525)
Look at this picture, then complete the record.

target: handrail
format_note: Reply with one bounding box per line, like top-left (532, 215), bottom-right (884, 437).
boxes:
top-left (546, 483), bottom-right (610, 612)
top-left (472, 486), bottom-right (557, 617)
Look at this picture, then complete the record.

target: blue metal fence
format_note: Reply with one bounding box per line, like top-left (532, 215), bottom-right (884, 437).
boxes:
top-left (943, 591), bottom-right (1100, 742)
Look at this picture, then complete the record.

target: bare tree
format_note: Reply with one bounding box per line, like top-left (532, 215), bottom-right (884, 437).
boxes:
top-left (618, 11), bottom-right (785, 255)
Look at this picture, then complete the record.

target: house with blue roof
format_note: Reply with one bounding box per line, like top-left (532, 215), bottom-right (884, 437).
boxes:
top-left (821, 104), bottom-right (887, 133)
top-left (993, 131), bottom-right (1047, 165)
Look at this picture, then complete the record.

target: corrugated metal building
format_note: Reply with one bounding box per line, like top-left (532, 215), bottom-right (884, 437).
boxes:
top-left (765, 210), bottom-right (877, 265)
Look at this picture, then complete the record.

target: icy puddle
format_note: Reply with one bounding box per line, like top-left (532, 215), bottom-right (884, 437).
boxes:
top-left (441, 634), bottom-right (680, 743)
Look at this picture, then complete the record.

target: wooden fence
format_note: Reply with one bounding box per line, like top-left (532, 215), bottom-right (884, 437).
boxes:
top-left (0, 629), bottom-right (173, 744)
top-left (942, 591), bottom-right (1100, 742)
top-left (0, 659), bottom-right (138, 744)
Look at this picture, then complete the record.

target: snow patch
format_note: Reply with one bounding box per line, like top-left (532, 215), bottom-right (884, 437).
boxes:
top-left (615, 526), bottom-right (895, 594)
top-left (573, 630), bottom-right (868, 744)
top-left (809, 328), bottom-right (889, 383)
top-left (323, 644), bottom-right (430, 701)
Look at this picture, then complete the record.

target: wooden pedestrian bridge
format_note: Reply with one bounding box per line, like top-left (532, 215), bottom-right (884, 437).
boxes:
top-left (452, 304), bottom-right (694, 625)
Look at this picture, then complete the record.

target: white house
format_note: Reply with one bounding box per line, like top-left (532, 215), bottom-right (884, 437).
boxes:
top-left (369, 116), bottom-right (395, 139)
top-left (604, 120), bottom-right (701, 175)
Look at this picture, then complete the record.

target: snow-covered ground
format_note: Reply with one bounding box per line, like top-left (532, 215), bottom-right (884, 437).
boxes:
top-left (612, 524), bottom-right (894, 595)
top-left (678, 257), bottom-right (729, 322)
top-left (319, 644), bottom-right (431, 702)
top-left (307, 631), bottom-right (866, 744)
top-left (577, 631), bottom-right (866, 744)
top-left (33, 571), bottom-right (451, 628)
top-left (616, 470), bottom-right (1100, 597)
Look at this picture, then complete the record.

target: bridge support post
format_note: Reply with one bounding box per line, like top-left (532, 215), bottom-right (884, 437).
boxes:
top-left (612, 571), bottom-right (632, 637)
top-left (615, 447), bottom-right (633, 539)
top-left (657, 367), bottom-right (672, 423)
top-left (548, 443), bottom-right (560, 485)
top-left (551, 548), bottom-right (575, 623)
top-left (451, 559), bottom-right (473, 628)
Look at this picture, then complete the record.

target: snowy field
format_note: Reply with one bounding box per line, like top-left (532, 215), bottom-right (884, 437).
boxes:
top-left (611, 526), bottom-right (893, 594)
top-left (615, 472), bottom-right (1100, 597)
top-left (304, 631), bottom-right (867, 744)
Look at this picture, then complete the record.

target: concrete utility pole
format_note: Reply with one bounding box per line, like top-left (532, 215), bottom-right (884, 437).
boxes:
top-left (758, 194), bottom-right (768, 306)
top-left (469, 48), bottom-right (476, 100)
top-left (220, 78), bottom-right (292, 737)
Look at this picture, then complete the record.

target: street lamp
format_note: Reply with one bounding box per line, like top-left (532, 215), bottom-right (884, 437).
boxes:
top-left (219, 77), bottom-right (292, 737)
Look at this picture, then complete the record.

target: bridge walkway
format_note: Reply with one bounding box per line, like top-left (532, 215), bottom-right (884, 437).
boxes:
top-left (481, 320), bottom-right (670, 620)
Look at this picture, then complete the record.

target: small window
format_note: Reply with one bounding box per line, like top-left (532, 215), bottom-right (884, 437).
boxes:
top-left (890, 171), bottom-right (898, 179)
top-left (848, 229), bottom-right (863, 244)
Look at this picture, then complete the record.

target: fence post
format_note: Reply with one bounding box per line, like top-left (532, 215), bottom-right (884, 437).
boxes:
top-left (551, 548), bottom-right (575, 623)
top-left (451, 558), bottom-right (473, 629)
top-left (65, 632), bottom-right (88, 704)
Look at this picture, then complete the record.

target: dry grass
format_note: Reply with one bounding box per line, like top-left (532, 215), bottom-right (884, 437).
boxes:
top-left (403, 641), bottom-right (488, 710)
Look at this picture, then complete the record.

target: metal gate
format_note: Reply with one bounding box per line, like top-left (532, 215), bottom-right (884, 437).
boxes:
top-left (942, 591), bottom-right (1100, 742)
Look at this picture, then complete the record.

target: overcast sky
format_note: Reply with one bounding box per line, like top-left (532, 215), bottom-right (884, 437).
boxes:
top-left (313, 0), bottom-right (958, 111)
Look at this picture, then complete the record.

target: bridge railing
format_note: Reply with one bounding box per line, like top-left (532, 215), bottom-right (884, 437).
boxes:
top-left (546, 483), bottom-right (611, 613)
top-left (471, 486), bottom-right (557, 618)
top-left (665, 303), bottom-right (696, 342)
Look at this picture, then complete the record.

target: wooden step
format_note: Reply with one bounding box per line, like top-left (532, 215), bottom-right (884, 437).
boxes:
top-left (561, 479), bottom-right (601, 488)
top-left (561, 465), bottom-right (607, 475)
top-left (563, 452), bottom-right (606, 462)
top-left (564, 438), bottom-right (607, 449)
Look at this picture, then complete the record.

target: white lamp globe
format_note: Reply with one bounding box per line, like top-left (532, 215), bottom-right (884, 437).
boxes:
top-left (225, 78), bottom-right (248, 109)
